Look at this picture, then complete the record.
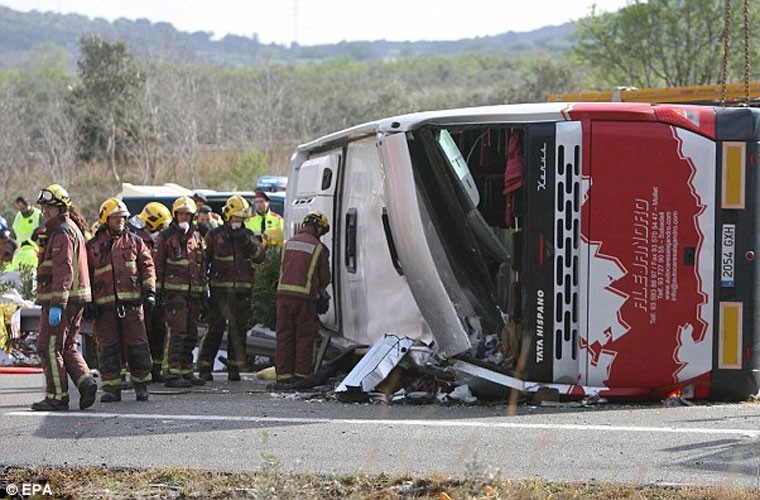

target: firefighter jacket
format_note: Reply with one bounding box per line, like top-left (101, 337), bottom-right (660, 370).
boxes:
top-left (127, 220), bottom-right (154, 249)
top-left (205, 224), bottom-right (266, 292)
top-left (86, 228), bottom-right (156, 306)
top-left (244, 209), bottom-right (283, 236)
top-left (155, 223), bottom-right (207, 297)
top-left (36, 214), bottom-right (92, 307)
top-left (276, 227), bottom-right (331, 302)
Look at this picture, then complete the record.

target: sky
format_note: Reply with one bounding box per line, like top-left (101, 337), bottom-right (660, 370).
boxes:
top-left (0, 0), bottom-right (632, 46)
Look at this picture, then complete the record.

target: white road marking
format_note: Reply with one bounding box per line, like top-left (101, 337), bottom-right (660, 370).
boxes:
top-left (5, 411), bottom-right (760, 437)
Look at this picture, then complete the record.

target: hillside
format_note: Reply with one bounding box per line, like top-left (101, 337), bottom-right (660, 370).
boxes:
top-left (0, 5), bottom-right (575, 68)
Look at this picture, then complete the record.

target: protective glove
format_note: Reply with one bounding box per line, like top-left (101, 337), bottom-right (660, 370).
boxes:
top-left (316, 290), bottom-right (331, 315)
top-left (83, 302), bottom-right (99, 320)
top-left (143, 291), bottom-right (157, 313)
top-left (48, 305), bottom-right (63, 326)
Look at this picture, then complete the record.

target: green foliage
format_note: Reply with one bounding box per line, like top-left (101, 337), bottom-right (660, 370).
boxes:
top-left (17, 264), bottom-right (36, 301)
top-left (252, 248), bottom-right (281, 330)
top-left (574, 0), bottom-right (760, 88)
top-left (71, 34), bottom-right (146, 177)
top-left (228, 146), bottom-right (270, 191)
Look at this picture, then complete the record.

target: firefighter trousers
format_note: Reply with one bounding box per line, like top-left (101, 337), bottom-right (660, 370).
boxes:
top-left (275, 298), bottom-right (318, 382)
top-left (162, 294), bottom-right (200, 379)
top-left (145, 303), bottom-right (167, 373)
top-left (198, 290), bottom-right (252, 372)
top-left (94, 304), bottom-right (152, 388)
top-left (36, 303), bottom-right (93, 401)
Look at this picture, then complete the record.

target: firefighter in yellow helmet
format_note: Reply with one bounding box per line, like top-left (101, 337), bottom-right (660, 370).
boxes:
top-left (198, 195), bottom-right (266, 381)
top-left (126, 201), bottom-right (172, 382)
top-left (273, 211), bottom-right (331, 390)
top-left (32, 184), bottom-right (97, 411)
top-left (86, 198), bottom-right (156, 402)
top-left (154, 196), bottom-right (208, 387)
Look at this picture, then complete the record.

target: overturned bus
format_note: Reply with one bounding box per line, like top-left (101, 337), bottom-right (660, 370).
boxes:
top-left (284, 102), bottom-right (760, 401)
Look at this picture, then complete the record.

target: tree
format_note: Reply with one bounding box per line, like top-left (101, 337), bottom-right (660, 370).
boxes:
top-left (0, 82), bottom-right (30, 201)
top-left (71, 34), bottom-right (147, 183)
top-left (573, 0), bottom-right (759, 88)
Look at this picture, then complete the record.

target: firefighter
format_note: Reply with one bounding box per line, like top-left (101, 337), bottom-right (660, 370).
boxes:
top-left (129, 201), bottom-right (172, 383)
top-left (274, 211), bottom-right (331, 388)
top-left (86, 198), bottom-right (156, 402)
top-left (155, 196), bottom-right (207, 388)
top-left (244, 191), bottom-right (283, 238)
top-left (31, 184), bottom-right (97, 411)
top-left (198, 195), bottom-right (266, 381)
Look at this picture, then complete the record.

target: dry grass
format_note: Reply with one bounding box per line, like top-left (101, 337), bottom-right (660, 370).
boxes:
top-left (1, 466), bottom-right (758, 499)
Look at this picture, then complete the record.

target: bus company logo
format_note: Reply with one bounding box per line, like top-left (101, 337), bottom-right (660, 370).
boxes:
top-left (537, 143), bottom-right (548, 191)
top-left (535, 289), bottom-right (545, 363)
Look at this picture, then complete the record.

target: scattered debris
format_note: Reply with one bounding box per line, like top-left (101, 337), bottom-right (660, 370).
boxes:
top-left (335, 334), bottom-right (414, 401)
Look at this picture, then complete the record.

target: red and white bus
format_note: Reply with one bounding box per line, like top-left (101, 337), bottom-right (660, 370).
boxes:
top-left (286, 102), bottom-right (760, 400)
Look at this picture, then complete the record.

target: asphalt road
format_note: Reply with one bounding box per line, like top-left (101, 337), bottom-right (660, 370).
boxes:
top-left (2, 373), bottom-right (760, 488)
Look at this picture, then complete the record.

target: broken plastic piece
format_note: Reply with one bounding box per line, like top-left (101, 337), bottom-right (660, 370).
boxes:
top-left (335, 334), bottom-right (415, 398)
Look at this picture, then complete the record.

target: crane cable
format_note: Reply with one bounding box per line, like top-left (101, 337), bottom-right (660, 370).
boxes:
top-left (720, 0), bottom-right (752, 107)
top-left (742, 0), bottom-right (750, 105)
top-left (720, 0), bottom-right (731, 106)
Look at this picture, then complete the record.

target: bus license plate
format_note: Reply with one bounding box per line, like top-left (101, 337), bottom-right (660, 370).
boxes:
top-left (721, 224), bottom-right (735, 287)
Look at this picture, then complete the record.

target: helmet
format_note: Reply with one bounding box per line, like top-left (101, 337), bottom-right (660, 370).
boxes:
top-left (222, 195), bottom-right (251, 221)
top-left (139, 202), bottom-right (172, 232)
top-left (98, 197), bottom-right (130, 225)
top-left (37, 184), bottom-right (71, 208)
top-left (302, 211), bottom-right (329, 235)
top-left (263, 226), bottom-right (284, 246)
top-left (171, 196), bottom-right (197, 217)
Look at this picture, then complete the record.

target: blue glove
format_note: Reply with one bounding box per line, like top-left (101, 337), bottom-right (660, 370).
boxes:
top-left (48, 306), bottom-right (63, 326)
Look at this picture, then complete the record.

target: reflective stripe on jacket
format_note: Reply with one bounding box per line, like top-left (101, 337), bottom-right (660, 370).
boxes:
top-left (276, 228), bottom-right (330, 301)
top-left (205, 224), bottom-right (266, 291)
top-left (36, 214), bottom-right (92, 306)
top-left (155, 224), bottom-right (207, 296)
top-left (87, 228), bottom-right (156, 306)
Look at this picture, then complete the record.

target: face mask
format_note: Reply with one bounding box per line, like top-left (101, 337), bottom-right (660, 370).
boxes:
top-left (230, 222), bottom-right (242, 230)
top-left (178, 221), bottom-right (190, 232)
top-left (149, 231), bottom-right (160, 242)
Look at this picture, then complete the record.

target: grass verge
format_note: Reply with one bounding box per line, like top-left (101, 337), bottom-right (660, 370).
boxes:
top-left (1, 465), bottom-right (758, 499)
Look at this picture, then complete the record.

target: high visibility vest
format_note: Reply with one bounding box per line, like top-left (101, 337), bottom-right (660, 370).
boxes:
top-left (12, 207), bottom-right (43, 244)
top-left (9, 244), bottom-right (38, 270)
top-left (245, 210), bottom-right (283, 236)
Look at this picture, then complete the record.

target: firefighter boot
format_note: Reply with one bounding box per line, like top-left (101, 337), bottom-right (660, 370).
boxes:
top-left (31, 397), bottom-right (69, 411)
top-left (164, 376), bottom-right (192, 388)
top-left (184, 373), bottom-right (206, 386)
top-left (199, 370), bottom-right (214, 382)
top-left (228, 367), bottom-right (241, 382)
top-left (151, 365), bottom-right (164, 383)
top-left (134, 383), bottom-right (149, 402)
top-left (100, 387), bottom-right (122, 403)
top-left (79, 377), bottom-right (98, 410)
